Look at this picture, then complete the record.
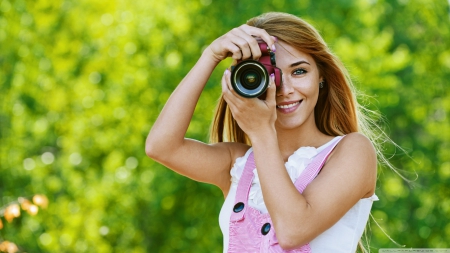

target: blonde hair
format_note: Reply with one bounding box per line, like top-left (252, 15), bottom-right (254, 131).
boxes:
top-left (220, 12), bottom-right (408, 176)
top-left (210, 12), bottom-right (361, 143)
top-left (209, 12), bottom-right (402, 169)
top-left (209, 13), bottom-right (405, 252)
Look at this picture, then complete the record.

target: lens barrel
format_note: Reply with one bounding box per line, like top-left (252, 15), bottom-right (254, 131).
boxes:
top-left (230, 60), bottom-right (269, 98)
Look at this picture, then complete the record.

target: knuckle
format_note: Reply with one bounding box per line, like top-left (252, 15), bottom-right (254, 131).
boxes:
top-left (236, 40), bottom-right (248, 48)
top-left (229, 45), bottom-right (241, 54)
top-left (230, 47), bottom-right (240, 54)
top-left (224, 33), bottom-right (233, 41)
top-left (230, 48), bottom-right (241, 56)
top-left (231, 51), bottom-right (242, 58)
top-left (231, 27), bottom-right (240, 34)
top-left (222, 89), bottom-right (230, 96)
top-left (249, 38), bottom-right (259, 46)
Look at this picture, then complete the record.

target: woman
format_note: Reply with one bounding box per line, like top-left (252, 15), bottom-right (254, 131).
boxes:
top-left (146, 12), bottom-right (378, 252)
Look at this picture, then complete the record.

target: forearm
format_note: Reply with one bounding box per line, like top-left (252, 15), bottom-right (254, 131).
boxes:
top-left (251, 132), bottom-right (313, 247)
top-left (146, 49), bottom-right (219, 159)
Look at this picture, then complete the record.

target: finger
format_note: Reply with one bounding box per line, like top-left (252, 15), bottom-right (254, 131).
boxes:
top-left (221, 69), bottom-right (231, 94)
top-left (224, 42), bottom-right (243, 61)
top-left (265, 73), bottom-right (277, 105)
top-left (271, 36), bottom-right (278, 43)
top-left (239, 25), bottom-right (276, 54)
top-left (247, 36), bottom-right (262, 60)
top-left (228, 29), bottom-right (254, 60)
top-left (221, 69), bottom-right (238, 99)
top-left (222, 68), bottom-right (247, 109)
top-left (232, 26), bottom-right (262, 60)
top-left (224, 68), bottom-right (242, 99)
top-left (227, 26), bottom-right (260, 60)
top-left (224, 68), bottom-right (234, 92)
top-left (221, 70), bottom-right (241, 117)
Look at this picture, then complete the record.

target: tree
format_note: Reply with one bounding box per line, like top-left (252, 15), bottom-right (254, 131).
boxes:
top-left (1, 0), bottom-right (449, 252)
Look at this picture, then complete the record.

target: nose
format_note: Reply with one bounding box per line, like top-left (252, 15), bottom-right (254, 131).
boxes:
top-left (276, 77), bottom-right (294, 97)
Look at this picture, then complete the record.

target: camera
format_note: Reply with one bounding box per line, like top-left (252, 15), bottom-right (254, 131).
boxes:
top-left (230, 41), bottom-right (282, 98)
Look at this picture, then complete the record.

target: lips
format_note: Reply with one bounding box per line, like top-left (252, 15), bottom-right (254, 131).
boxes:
top-left (276, 100), bottom-right (302, 113)
top-left (277, 101), bottom-right (299, 109)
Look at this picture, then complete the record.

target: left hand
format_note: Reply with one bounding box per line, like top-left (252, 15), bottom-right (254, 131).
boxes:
top-left (221, 69), bottom-right (277, 139)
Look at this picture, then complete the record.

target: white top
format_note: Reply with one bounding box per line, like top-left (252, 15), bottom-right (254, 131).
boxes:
top-left (219, 137), bottom-right (378, 252)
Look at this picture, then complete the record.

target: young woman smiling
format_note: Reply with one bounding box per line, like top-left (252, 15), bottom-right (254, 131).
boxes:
top-left (146, 12), bottom-right (379, 252)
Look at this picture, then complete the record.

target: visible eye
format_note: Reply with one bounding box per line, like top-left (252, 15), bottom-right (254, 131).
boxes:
top-left (293, 68), bottom-right (307, 75)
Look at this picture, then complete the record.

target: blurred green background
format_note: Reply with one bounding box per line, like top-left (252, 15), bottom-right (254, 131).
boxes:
top-left (1, 0), bottom-right (449, 252)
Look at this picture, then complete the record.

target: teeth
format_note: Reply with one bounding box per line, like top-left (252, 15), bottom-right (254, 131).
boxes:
top-left (277, 101), bottom-right (299, 109)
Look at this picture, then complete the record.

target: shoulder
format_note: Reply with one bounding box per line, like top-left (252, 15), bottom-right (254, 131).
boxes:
top-left (300, 133), bottom-right (377, 238)
top-left (324, 132), bottom-right (377, 195)
top-left (337, 132), bottom-right (375, 152)
top-left (330, 132), bottom-right (376, 166)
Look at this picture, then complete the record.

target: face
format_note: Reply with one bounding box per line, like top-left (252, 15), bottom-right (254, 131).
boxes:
top-left (274, 41), bottom-right (322, 130)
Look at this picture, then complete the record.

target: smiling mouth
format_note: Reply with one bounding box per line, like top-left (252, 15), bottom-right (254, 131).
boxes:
top-left (276, 100), bottom-right (302, 109)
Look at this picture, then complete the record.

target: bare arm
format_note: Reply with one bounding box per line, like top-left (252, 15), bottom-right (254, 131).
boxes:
top-left (145, 25), bottom-right (276, 194)
top-left (221, 70), bottom-right (377, 248)
top-left (252, 132), bottom-right (376, 249)
top-left (145, 49), bottom-right (237, 192)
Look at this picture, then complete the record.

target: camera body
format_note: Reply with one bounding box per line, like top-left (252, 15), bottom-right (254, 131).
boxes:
top-left (230, 42), bottom-right (282, 98)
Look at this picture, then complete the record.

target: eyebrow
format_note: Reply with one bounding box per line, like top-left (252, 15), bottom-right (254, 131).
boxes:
top-left (290, 60), bottom-right (310, 67)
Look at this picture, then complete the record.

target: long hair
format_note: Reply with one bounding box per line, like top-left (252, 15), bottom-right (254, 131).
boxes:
top-left (209, 12), bottom-right (402, 174)
top-left (208, 12), bottom-right (392, 253)
top-left (210, 12), bottom-right (361, 143)
top-left (209, 12), bottom-right (406, 252)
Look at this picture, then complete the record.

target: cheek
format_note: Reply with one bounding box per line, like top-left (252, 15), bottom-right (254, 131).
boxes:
top-left (292, 78), bottom-right (319, 95)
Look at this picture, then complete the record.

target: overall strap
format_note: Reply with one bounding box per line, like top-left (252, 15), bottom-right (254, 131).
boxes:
top-left (295, 136), bottom-right (344, 193)
top-left (230, 150), bottom-right (255, 221)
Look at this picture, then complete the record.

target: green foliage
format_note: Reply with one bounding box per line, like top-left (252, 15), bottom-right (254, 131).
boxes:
top-left (0, 0), bottom-right (449, 252)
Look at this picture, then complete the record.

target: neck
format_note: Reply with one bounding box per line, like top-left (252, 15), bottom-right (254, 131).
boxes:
top-left (275, 120), bottom-right (333, 162)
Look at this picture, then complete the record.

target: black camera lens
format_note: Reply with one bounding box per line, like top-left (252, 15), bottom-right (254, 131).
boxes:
top-left (231, 60), bottom-right (269, 98)
top-left (240, 69), bottom-right (261, 89)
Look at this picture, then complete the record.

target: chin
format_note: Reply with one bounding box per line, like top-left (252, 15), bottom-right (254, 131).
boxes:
top-left (275, 113), bottom-right (315, 131)
top-left (275, 119), bottom-right (305, 130)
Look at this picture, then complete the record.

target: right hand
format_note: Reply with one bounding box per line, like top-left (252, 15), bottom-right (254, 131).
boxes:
top-left (221, 68), bottom-right (278, 140)
top-left (206, 24), bottom-right (276, 63)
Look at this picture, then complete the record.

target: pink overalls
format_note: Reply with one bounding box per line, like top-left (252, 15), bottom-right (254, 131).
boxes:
top-left (227, 137), bottom-right (343, 253)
